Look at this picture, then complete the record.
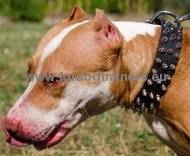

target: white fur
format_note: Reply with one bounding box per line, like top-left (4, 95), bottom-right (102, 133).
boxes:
top-left (7, 80), bottom-right (37, 116)
top-left (23, 81), bottom-right (114, 131)
top-left (152, 120), bottom-right (170, 141)
top-left (113, 22), bottom-right (159, 42)
top-left (37, 20), bottom-right (88, 73)
top-left (55, 81), bottom-right (112, 122)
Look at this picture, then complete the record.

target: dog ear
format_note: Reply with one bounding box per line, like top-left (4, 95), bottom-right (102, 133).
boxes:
top-left (94, 9), bottom-right (121, 51)
top-left (65, 6), bottom-right (88, 22)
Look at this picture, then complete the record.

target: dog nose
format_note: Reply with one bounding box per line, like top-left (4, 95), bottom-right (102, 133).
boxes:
top-left (2, 116), bottom-right (29, 147)
top-left (3, 116), bottom-right (19, 134)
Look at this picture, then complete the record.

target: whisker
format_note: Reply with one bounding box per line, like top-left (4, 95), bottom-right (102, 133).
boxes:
top-left (82, 106), bottom-right (90, 117)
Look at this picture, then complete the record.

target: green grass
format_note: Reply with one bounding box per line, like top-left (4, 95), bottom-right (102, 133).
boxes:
top-left (0, 22), bottom-right (176, 156)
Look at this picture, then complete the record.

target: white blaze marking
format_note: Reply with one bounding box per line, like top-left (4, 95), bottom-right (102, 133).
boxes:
top-left (37, 20), bottom-right (88, 73)
top-left (7, 80), bottom-right (37, 116)
top-left (113, 21), bottom-right (159, 42)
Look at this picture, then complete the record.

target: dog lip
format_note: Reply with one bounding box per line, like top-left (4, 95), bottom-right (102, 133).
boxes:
top-left (33, 122), bottom-right (70, 150)
top-left (2, 117), bottom-right (30, 147)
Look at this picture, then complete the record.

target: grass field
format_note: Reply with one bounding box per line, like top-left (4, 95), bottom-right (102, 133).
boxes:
top-left (0, 22), bottom-right (177, 156)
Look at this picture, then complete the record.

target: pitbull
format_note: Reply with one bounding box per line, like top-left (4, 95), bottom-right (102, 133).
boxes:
top-left (2, 6), bottom-right (190, 155)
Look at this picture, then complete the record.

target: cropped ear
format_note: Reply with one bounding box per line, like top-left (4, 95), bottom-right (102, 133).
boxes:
top-left (65, 6), bottom-right (88, 22)
top-left (94, 9), bottom-right (121, 51)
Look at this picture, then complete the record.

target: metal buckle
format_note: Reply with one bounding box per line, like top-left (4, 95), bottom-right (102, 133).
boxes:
top-left (146, 11), bottom-right (179, 26)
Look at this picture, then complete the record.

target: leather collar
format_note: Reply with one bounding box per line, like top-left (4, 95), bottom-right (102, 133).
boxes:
top-left (128, 19), bottom-right (183, 114)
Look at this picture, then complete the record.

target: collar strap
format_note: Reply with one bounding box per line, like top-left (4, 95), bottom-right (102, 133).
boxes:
top-left (128, 19), bottom-right (183, 114)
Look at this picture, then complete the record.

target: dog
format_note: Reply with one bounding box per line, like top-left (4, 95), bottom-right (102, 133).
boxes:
top-left (2, 6), bottom-right (190, 155)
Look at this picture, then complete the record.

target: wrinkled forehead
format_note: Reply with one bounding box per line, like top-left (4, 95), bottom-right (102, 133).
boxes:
top-left (30, 20), bottom-right (97, 74)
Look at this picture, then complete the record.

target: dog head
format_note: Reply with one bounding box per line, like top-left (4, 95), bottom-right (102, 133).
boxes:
top-left (2, 7), bottom-right (129, 150)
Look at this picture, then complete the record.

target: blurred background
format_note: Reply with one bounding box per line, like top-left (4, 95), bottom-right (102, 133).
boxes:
top-left (0, 0), bottom-right (189, 156)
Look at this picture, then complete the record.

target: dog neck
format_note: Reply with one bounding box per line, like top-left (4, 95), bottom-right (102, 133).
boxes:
top-left (113, 22), bottom-right (161, 105)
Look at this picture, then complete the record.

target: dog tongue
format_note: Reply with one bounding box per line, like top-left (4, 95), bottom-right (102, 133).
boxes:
top-left (2, 117), bottom-right (29, 147)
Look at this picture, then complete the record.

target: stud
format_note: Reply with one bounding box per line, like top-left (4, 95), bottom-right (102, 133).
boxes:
top-left (162, 63), bottom-right (168, 69)
top-left (170, 64), bottom-right (176, 70)
top-left (131, 103), bottom-right (136, 110)
top-left (147, 79), bottom-right (152, 85)
top-left (156, 94), bottom-right (161, 101)
top-left (177, 33), bottom-right (182, 40)
top-left (163, 28), bottom-right (170, 34)
top-left (176, 43), bottom-right (182, 49)
top-left (142, 89), bottom-right (147, 96)
top-left (167, 49), bottom-right (173, 55)
top-left (136, 97), bottom-right (141, 105)
top-left (170, 34), bottom-right (176, 40)
top-left (159, 47), bottom-right (165, 53)
top-left (178, 26), bottom-right (183, 33)
top-left (162, 37), bottom-right (168, 44)
top-left (161, 84), bottom-right (166, 91)
top-left (166, 74), bottom-right (171, 81)
top-left (150, 103), bottom-right (154, 110)
top-left (156, 58), bottom-right (161, 64)
top-left (144, 108), bottom-right (148, 113)
top-left (141, 103), bottom-right (145, 111)
top-left (149, 92), bottom-right (154, 99)
top-left (152, 69), bottom-right (157, 74)
top-left (157, 79), bottom-right (162, 84)
top-left (175, 53), bottom-right (180, 59)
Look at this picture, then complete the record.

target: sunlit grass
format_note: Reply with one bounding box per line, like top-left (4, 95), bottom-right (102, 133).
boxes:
top-left (0, 22), bottom-right (177, 156)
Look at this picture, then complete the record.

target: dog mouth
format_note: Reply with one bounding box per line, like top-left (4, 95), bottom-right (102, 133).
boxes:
top-left (33, 122), bottom-right (70, 150)
top-left (2, 117), bottom-right (78, 150)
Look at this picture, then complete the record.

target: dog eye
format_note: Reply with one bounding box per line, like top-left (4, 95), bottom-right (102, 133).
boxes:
top-left (43, 77), bottom-right (61, 86)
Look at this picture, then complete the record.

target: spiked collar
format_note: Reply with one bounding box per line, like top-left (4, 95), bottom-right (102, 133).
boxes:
top-left (128, 18), bottom-right (183, 114)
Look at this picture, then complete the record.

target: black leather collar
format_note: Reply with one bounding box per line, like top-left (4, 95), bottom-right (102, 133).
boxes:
top-left (128, 19), bottom-right (183, 114)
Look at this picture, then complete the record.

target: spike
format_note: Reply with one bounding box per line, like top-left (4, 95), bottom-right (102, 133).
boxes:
top-left (142, 89), bottom-right (147, 96)
top-left (166, 74), bottom-right (171, 81)
top-left (150, 103), bottom-right (154, 110)
top-left (161, 84), bottom-right (166, 91)
top-left (159, 47), bottom-right (165, 53)
top-left (162, 37), bottom-right (168, 43)
top-left (162, 63), bottom-right (168, 69)
top-left (152, 69), bottom-right (157, 74)
top-left (156, 58), bottom-right (161, 64)
top-left (157, 79), bottom-right (162, 84)
top-left (147, 79), bottom-right (152, 85)
top-left (149, 92), bottom-right (154, 99)
top-left (136, 97), bottom-right (141, 105)
top-left (167, 49), bottom-right (173, 55)
top-left (170, 34), bottom-right (176, 40)
top-left (141, 103), bottom-right (145, 111)
top-left (170, 64), bottom-right (176, 70)
top-left (144, 108), bottom-right (148, 113)
top-left (156, 94), bottom-right (161, 101)
top-left (176, 43), bottom-right (182, 49)
top-left (175, 53), bottom-right (179, 59)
